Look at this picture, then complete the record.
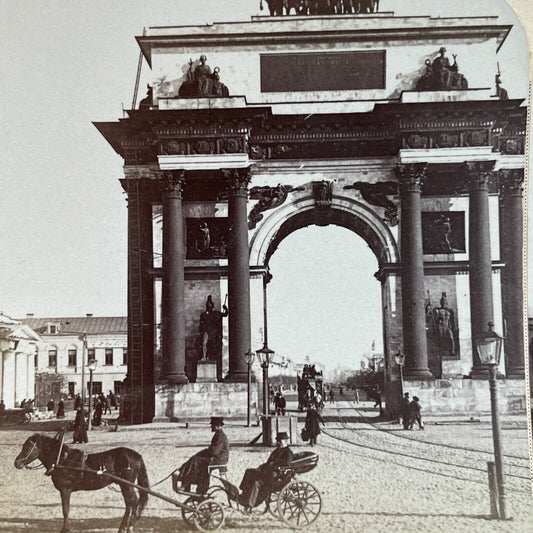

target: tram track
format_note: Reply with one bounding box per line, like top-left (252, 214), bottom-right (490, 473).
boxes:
top-left (319, 401), bottom-right (531, 493)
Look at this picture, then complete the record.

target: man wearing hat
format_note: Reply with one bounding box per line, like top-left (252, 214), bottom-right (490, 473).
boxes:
top-left (239, 431), bottom-right (293, 508)
top-left (400, 392), bottom-right (410, 430)
top-left (174, 416), bottom-right (229, 494)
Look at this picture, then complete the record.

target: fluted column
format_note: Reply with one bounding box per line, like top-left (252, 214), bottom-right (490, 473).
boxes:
top-left (161, 171), bottom-right (188, 384)
top-left (224, 168), bottom-right (252, 383)
top-left (396, 164), bottom-right (433, 379)
top-left (499, 169), bottom-right (525, 378)
top-left (466, 162), bottom-right (495, 377)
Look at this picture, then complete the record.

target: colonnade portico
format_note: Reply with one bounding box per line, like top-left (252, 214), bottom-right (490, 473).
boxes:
top-left (96, 11), bottom-right (527, 422)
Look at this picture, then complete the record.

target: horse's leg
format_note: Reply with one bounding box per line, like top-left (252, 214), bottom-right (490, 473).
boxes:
top-left (118, 485), bottom-right (137, 533)
top-left (60, 489), bottom-right (71, 533)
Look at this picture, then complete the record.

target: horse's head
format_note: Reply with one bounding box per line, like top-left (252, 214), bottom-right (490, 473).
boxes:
top-left (14, 434), bottom-right (41, 469)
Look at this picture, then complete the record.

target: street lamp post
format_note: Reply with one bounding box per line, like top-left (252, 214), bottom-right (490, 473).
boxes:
top-left (394, 352), bottom-right (406, 396)
top-left (244, 350), bottom-right (255, 427)
top-left (474, 321), bottom-right (507, 520)
top-left (87, 359), bottom-right (98, 431)
top-left (256, 344), bottom-right (275, 446)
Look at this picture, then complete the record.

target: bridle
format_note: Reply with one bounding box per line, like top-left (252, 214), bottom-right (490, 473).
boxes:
top-left (19, 439), bottom-right (42, 469)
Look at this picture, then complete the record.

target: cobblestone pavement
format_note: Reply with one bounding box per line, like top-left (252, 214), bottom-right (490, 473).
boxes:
top-left (0, 401), bottom-right (531, 532)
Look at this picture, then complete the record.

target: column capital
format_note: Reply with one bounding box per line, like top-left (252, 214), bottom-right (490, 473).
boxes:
top-left (499, 168), bottom-right (524, 197)
top-left (395, 163), bottom-right (427, 193)
top-left (464, 161), bottom-right (495, 191)
top-left (160, 170), bottom-right (185, 199)
top-left (223, 167), bottom-right (251, 197)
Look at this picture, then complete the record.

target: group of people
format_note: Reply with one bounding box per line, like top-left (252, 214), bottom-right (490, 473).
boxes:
top-left (400, 393), bottom-right (423, 430)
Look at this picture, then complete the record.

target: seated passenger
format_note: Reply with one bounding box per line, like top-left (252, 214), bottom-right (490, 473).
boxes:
top-left (174, 416), bottom-right (229, 494)
top-left (239, 431), bottom-right (293, 508)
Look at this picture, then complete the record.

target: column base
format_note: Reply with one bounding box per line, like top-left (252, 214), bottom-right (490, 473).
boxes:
top-left (404, 368), bottom-right (434, 380)
top-left (224, 371), bottom-right (248, 383)
top-left (165, 373), bottom-right (189, 384)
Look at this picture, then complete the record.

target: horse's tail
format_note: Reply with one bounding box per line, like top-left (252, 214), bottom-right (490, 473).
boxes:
top-left (136, 458), bottom-right (149, 518)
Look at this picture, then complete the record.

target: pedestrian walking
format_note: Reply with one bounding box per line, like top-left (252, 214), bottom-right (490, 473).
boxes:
top-left (46, 398), bottom-right (55, 419)
top-left (108, 391), bottom-right (117, 411)
top-left (74, 393), bottom-right (82, 410)
top-left (354, 388), bottom-right (359, 403)
top-left (408, 396), bottom-right (424, 430)
top-left (400, 392), bottom-right (410, 429)
top-left (73, 407), bottom-right (88, 443)
top-left (275, 391), bottom-right (286, 415)
top-left (329, 389), bottom-right (335, 403)
top-left (56, 398), bottom-right (65, 419)
top-left (304, 405), bottom-right (325, 446)
top-left (92, 397), bottom-right (103, 427)
top-left (339, 386), bottom-right (343, 397)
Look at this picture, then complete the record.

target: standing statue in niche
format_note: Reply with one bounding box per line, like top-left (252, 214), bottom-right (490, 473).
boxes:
top-left (199, 295), bottom-right (228, 380)
top-left (432, 292), bottom-right (457, 357)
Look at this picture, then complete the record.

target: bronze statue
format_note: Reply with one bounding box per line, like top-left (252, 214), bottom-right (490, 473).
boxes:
top-left (432, 292), bottom-right (457, 357)
top-left (198, 295), bottom-right (228, 380)
top-left (193, 55), bottom-right (213, 96)
top-left (416, 48), bottom-right (468, 91)
top-left (138, 85), bottom-right (153, 109)
top-left (178, 56), bottom-right (230, 98)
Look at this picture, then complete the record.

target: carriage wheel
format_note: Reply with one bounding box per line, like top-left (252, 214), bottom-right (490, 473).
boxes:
top-left (193, 499), bottom-right (225, 532)
top-left (181, 496), bottom-right (201, 526)
top-left (276, 481), bottom-right (322, 529)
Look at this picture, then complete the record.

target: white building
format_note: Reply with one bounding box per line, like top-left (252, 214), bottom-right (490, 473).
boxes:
top-left (0, 313), bottom-right (41, 408)
top-left (20, 315), bottom-right (127, 403)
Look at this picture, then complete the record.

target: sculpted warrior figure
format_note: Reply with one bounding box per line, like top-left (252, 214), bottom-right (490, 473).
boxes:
top-left (199, 295), bottom-right (228, 362)
top-left (433, 292), bottom-right (457, 356)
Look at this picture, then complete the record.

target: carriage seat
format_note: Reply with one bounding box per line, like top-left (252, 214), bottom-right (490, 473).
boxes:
top-left (208, 463), bottom-right (228, 477)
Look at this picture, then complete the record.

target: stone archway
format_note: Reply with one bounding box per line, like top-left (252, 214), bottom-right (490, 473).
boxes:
top-left (248, 191), bottom-right (401, 409)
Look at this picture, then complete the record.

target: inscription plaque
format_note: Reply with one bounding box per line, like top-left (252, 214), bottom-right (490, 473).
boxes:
top-left (260, 51), bottom-right (386, 93)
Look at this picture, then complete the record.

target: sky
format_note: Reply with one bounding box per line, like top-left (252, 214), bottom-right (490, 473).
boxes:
top-left (0, 0), bottom-right (529, 371)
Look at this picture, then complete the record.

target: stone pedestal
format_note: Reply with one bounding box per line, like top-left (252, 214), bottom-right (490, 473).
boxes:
top-left (153, 381), bottom-right (258, 422)
top-left (196, 360), bottom-right (217, 383)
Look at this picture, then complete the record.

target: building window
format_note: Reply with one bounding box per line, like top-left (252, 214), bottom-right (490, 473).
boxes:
top-left (122, 348), bottom-right (127, 365)
top-left (88, 381), bottom-right (102, 395)
top-left (48, 349), bottom-right (57, 367)
top-left (114, 381), bottom-right (122, 395)
top-left (105, 348), bottom-right (113, 366)
top-left (88, 348), bottom-right (95, 364)
top-left (68, 349), bottom-right (77, 367)
top-left (35, 350), bottom-right (39, 368)
top-left (68, 382), bottom-right (75, 397)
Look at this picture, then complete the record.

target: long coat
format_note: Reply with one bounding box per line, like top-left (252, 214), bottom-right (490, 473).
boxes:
top-left (304, 408), bottom-right (324, 438)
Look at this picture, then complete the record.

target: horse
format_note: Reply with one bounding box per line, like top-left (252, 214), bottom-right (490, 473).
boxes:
top-left (14, 433), bottom-right (149, 533)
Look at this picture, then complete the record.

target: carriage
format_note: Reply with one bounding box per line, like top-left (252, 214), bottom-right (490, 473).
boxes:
top-left (180, 451), bottom-right (322, 530)
top-left (15, 431), bottom-right (322, 532)
top-left (0, 407), bottom-right (32, 425)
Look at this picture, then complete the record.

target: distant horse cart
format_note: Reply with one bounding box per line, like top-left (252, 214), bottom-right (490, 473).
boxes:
top-left (15, 431), bottom-right (322, 531)
top-left (0, 407), bottom-right (33, 425)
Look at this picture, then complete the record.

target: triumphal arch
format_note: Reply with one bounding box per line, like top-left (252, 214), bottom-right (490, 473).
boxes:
top-left (96, 10), bottom-right (526, 423)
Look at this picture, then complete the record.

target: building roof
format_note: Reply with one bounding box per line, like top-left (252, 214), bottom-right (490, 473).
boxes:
top-left (19, 317), bottom-right (127, 335)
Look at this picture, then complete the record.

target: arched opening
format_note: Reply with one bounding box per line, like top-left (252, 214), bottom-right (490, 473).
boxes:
top-left (268, 224), bottom-right (383, 376)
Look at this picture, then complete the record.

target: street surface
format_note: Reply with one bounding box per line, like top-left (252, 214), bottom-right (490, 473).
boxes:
top-left (0, 398), bottom-right (531, 532)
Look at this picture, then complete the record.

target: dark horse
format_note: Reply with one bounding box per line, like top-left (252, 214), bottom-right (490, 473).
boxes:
top-left (14, 433), bottom-right (149, 533)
